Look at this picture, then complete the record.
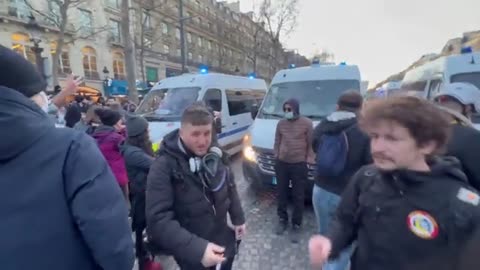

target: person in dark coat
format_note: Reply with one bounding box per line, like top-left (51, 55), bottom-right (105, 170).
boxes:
top-left (64, 95), bottom-right (84, 127)
top-left (311, 90), bottom-right (371, 270)
top-left (146, 103), bottom-right (246, 270)
top-left (309, 96), bottom-right (480, 270)
top-left (433, 82), bottom-right (480, 191)
top-left (120, 115), bottom-right (161, 270)
top-left (0, 45), bottom-right (134, 270)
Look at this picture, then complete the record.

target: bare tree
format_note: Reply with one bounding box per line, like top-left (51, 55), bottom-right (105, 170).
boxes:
top-left (121, 0), bottom-right (139, 104)
top-left (132, 0), bottom-right (163, 83)
top-left (258, 0), bottom-right (299, 71)
top-left (215, 16), bottom-right (229, 71)
top-left (24, 0), bottom-right (109, 86)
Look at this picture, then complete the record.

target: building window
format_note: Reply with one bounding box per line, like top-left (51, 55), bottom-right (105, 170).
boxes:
top-left (198, 55), bottom-right (203, 63)
top-left (188, 52), bottom-right (193, 60)
top-left (198, 37), bottom-right (202, 47)
top-left (109, 19), bottom-right (121, 43)
top-left (8, 0), bottom-right (29, 20)
top-left (175, 28), bottom-right (181, 39)
top-left (162, 22), bottom-right (169, 34)
top-left (82, 46), bottom-right (99, 80)
top-left (51, 42), bottom-right (71, 75)
top-left (146, 66), bottom-right (159, 82)
top-left (142, 10), bottom-right (152, 29)
top-left (105, 0), bottom-right (120, 9)
top-left (208, 22), bottom-right (213, 30)
top-left (187, 32), bottom-right (192, 43)
top-left (112, 51), bottom-right (125, 80)
top-left (176, 48), bottom-right (181, 56)
top-left (11, 33), bottom-right (35, 64)
top-left (207, 40), bottom-right (212, 50)
top-left (79, 9), bottom-right (94, 35)
top-left (163, 44), bottom-right (170, 54)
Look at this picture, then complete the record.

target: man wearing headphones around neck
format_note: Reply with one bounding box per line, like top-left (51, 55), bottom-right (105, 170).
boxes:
top-left (146, 102), bottom-right (246, 270)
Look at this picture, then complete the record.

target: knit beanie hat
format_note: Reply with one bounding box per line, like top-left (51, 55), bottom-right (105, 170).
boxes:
top-left (94, 108), bottom-right (122, 126)
top-left (126, 115), bottom-right (149, 137)
top-left (0, 45), bottom-right (47, 97)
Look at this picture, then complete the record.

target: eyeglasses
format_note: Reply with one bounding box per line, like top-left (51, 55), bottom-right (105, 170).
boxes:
top-left (283, 107), bottom-right (292, 112)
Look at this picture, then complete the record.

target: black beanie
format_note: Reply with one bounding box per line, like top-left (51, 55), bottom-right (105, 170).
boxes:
top-left (95, 108), bottom-right (122, 126)
top-left (126, 115), bottom-right (149, 137)
top-left (0, 45), bottom-right (47, 97)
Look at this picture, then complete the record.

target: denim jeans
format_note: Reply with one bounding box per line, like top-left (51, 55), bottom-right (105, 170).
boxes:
top-left (312, 185), bottom-right (352, 270)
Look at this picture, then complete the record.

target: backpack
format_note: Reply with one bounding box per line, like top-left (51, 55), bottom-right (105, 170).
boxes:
top-left (316, 126), bottom-right (354, 178)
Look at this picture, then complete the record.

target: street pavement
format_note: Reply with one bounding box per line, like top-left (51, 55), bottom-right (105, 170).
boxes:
top-left (147, 155), bottom-right (317, 270)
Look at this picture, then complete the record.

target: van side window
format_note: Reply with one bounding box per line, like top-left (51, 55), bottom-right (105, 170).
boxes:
top-left (226, 89), bottom-right (266, 116)
top-left (401, 81), bottom-right (428, 92)
top-left (203, 89), bottom-right (222, 112)
top-left (427, 79), bottom-right (442, 99)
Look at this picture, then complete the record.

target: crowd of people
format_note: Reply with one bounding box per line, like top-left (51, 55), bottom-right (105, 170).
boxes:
top-left (2, 40), bottom-right (480, 270)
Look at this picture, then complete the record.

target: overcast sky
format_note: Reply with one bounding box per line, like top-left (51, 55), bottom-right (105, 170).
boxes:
top-left (228, 0), bottom-right (480, 86)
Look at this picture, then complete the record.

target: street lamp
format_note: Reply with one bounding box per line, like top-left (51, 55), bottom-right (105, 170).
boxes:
top-left (26, 15), bottom-right (45, 78)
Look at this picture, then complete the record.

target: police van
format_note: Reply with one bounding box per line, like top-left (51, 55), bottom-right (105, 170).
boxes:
top-left (242, 62), bottom-right (362, 193)
top-left (401, 47), bottom-right (480, 99)
top-left (136, 72), bottom-right (267, 155)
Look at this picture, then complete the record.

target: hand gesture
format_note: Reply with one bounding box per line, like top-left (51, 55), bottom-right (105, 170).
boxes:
top-left (201, 243), bottom-right (226, 267)
top-left (309, 235), bottom-right (332, 268)
top-left (235, 224), bottom-right (246, 240)
top-left (64, 74), bottom-right (83, 96)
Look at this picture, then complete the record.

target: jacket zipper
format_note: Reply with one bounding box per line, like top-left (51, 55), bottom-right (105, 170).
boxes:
top-left (203, 185), bottom-right (217, 216)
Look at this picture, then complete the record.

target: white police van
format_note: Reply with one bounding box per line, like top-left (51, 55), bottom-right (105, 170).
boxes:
top-left (400, 47), bottom-right (480, 127)
top-left (242, 62), bottom-right (362, 193)
top-left (401, 47), bottom-right (480, 98)
top-left (136, 72), bottom-right (267, 155)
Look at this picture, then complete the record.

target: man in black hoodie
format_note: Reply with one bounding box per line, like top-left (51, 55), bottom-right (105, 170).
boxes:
top-left (146, 103), bottom-right (245, 270)
top-left (0, 46), bottom-right (134, 270)
top-left (309, 96), bottom-right (480, 270)
top-left (311, 90), bottom-right (370, 270)
top-left (433, 82), bottom-right (480, 191)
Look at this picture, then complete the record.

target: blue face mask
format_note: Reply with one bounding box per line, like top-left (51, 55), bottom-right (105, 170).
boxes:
top-left (285, 111), bottom-right (294, 119)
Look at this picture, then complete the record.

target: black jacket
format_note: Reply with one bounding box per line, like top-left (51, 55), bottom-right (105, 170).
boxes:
top-left (0, 87), bottom-right (134, 270)
top-left (146, 130), bottom-right (245, 268)
top-left (120, 142), bottom-right (154, 229)
top-left (446, 123), bottom-right (480, 191)
top-left (327, 157), bottom-right (480, 270)
top-left (312, 111), bottom-right (371, 195)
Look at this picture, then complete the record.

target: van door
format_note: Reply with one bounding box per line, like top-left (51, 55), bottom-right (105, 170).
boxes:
top-left (202, 87), bottom-right (224, 138)
top-left (224, 89), bottom-right (255, 153)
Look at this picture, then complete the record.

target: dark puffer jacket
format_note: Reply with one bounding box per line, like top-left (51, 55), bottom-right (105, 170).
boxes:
top-left (146, 129), bottom-right (245, 268)
top-left (0, 86), bottom-right (134, 270)
top-left (327, 157), bottom-right (480, 270)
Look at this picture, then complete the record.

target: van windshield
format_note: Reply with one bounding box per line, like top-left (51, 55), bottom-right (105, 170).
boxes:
top-left (258, 80), bottom-right (360, 120)
top-left (451, 72), bottom-right (480, 90)
top-left (137, 87), bottom-right (201, 121)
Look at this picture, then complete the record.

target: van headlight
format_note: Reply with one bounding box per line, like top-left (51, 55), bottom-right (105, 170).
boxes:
top-left (242, 133), bottom-right (257, 162)
top-left (243, 146), bottom-right (257, 163)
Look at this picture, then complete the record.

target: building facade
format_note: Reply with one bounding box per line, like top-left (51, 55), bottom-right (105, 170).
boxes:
top-left (0, 0), bottom-right (293, 94)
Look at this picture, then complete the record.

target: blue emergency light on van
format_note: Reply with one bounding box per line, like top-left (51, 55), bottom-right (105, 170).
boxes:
top-left (199, 65), bottom-right (209, 74)
top-left (288, 64), bottom-right (296, 69)
top-left (248, 72), bottom-right (256, 79)
top-left (461, 47), bottom-right (473, 54)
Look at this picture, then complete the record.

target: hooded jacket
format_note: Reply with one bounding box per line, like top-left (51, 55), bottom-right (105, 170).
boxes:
top-left (327, 157), bottom-right (480, 270)
top-left (274, 98), bottom-right (314, 163)
top-left (146, 129), bottom-right (245, 268)
top-left (446, 123), bottom-right (480, 191)
top-left (312, 111), bottom-right (371, 195)
top-left (93, 126), bottom-right (129, 187)
top-left (0, 87), bottom-right (134, 270)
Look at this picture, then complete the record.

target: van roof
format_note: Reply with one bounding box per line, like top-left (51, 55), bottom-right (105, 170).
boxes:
top-left (403, 52), bottom-right (480, 83)
top-left (151, 73), bottom-right (268, 91)
top-left (271, 64), bottom-right (361, 84)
